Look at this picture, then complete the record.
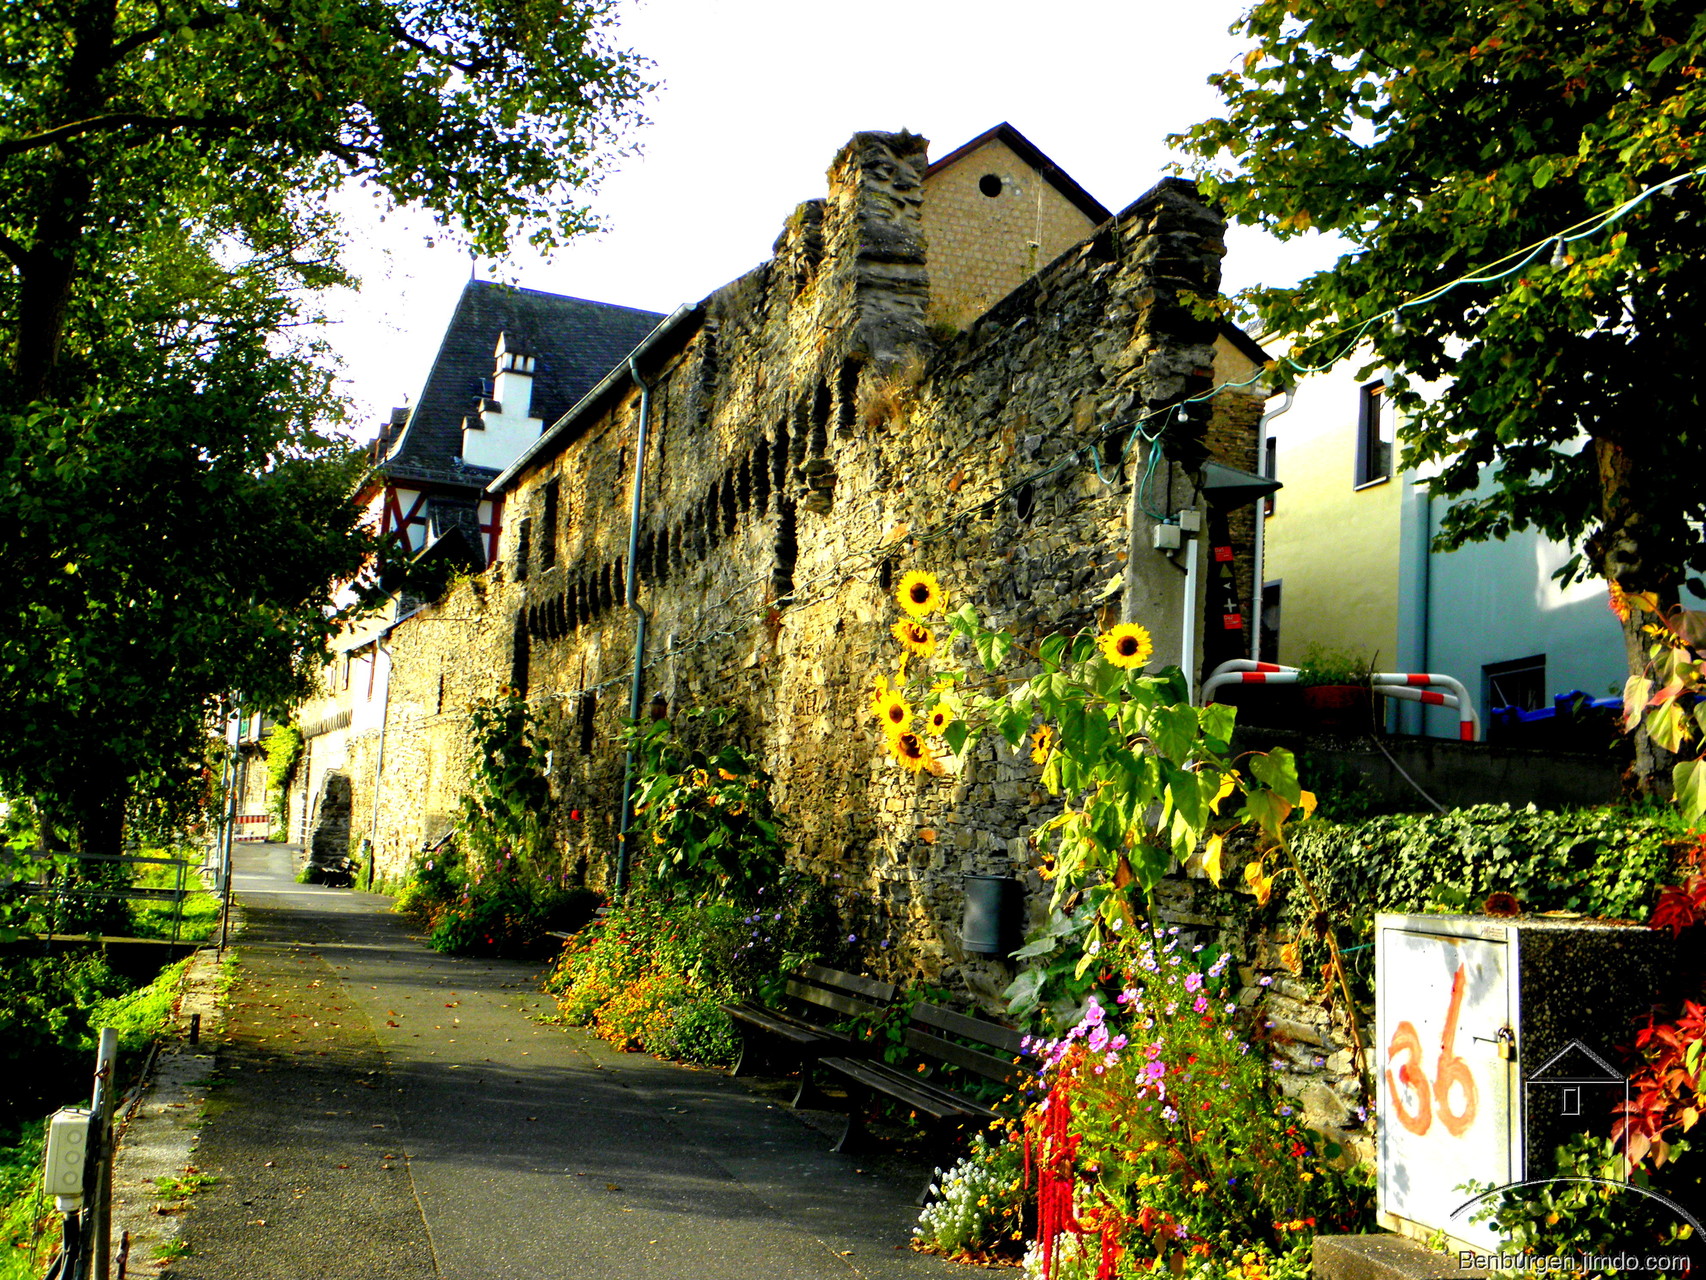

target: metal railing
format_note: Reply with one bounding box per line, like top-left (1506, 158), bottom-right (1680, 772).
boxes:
top-left (13, 851), bottom-right (195, 943)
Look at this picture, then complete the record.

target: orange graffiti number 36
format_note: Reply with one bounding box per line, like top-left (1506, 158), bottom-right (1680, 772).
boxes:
top-left (1385, 965), bottom-right (1479, 1138)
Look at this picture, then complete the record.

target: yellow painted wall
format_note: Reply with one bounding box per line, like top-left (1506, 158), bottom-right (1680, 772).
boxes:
top-left (922, 138), bottom-right (1100, 326)
top-left (1262, 359), bottom-right (1403, 671)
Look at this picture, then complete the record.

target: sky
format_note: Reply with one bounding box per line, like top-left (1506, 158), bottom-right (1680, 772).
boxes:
top-left (320, 0), bottom-right (1348, 436)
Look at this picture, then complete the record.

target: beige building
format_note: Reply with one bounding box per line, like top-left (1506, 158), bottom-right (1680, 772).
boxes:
top-left (921, 122), bottom-right (1114, 327)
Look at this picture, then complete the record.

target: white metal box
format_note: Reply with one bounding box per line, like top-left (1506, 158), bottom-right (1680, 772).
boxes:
top-left (1375, 912), bottom-right (1669, 1251)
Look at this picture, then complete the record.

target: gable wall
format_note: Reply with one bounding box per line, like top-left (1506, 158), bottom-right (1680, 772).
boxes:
top-left (922, 138), bottom-right (1101, 328)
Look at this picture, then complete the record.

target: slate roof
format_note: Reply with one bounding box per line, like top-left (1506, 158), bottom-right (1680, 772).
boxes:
top-left (380, 280), bottom-right (666, 485)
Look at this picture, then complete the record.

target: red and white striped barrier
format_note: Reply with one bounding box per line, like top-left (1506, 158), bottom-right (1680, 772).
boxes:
top-left (1201, 661), bottom-right (1479, 741)
top-left (233, 813), bottom-right (272, 843)
top-left (1370, 672), bottom-right (1479, 742)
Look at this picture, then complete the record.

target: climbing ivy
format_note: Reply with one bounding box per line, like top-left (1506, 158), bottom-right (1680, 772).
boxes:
top-left (262, 723), bottom-right (303, 832)
top-left (1225, 803), bottom-right (1695, 1011)
top-left (457, 687), bottom-right (554, 874)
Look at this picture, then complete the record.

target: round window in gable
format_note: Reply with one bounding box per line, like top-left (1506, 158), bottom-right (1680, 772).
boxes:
top-left (978, 173), bottom-right (1003, 197)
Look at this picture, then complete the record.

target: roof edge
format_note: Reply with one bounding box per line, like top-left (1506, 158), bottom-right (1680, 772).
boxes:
top-left (926, 122), bottom-right (1113, 228)
top-left (1217, 320), bottom-right (1272, 370)
top-left (487, 304), bottom-right (704, 494)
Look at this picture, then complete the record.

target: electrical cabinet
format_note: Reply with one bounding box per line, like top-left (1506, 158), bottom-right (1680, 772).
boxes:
top-left (1375, 913), bottom-right (1668, 1251)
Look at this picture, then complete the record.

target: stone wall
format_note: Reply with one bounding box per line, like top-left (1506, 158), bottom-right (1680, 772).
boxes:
top-left (349, 131), bottom-right (1271, 1007)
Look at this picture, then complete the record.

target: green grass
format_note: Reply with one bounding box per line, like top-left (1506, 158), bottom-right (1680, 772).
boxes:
top-left (154, 1170), bottom-right (217, 1199)
top-left (0, 1123), bottom-right (54, 1280)
top-left (88, 956), bottom-right (192, 1057)
top-left (129, 845), bottom-right (219, 943)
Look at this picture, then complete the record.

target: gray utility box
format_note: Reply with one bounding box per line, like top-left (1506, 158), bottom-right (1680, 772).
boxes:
top-left (1374, 913), bottom-right (1669, 1252)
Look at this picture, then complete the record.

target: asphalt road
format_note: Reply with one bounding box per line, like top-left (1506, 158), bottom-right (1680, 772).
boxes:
top-left (171, 844), bottom-right (972, 1279)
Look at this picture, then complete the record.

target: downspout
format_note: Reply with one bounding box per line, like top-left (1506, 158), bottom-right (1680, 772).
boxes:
top-left (1182, 521), bottom-right (1201, 703)
top-left (1414, 484), bottom-right (1434, 735)
top-left (1250, 390), bottom-right (1294, 660)
top-left (614, 354), bottom-right (653, 896)
top-left (367, 640), bottom-right (392, 890)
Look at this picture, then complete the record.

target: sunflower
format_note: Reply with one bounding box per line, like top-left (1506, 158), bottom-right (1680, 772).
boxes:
top-left (888, 730), bottom-right (934, 772)
top-left (891, 618), bottom-right (937, 657)
top-left (1030, 723), bottom-right (1056, 765)
top-left (871, 689), bottom-right (913, 735)
top-left (1097, 622), bottom-right (1154, 669)
top-left (896, 570), bottom-right (946, 618)
top-left (926, 702), bottom-right (954, 735)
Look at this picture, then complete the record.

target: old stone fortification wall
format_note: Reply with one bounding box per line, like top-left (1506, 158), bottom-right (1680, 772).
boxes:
top-left (355, 132), bottom-right (1271, 1008)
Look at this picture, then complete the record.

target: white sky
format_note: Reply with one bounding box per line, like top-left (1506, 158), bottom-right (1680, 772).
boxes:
top-left (320, 0), bottom-right (1348, 435)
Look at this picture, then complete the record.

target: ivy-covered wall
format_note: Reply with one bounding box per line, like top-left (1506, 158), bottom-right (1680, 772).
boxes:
top-left (1155, 803), bottom-right (1689, 1162)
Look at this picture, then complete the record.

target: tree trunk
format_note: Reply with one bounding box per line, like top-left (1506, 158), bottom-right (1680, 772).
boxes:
top-left (1592, 435), bottom-right (1679, 798)
top-left (10, 0), bottom-right (112, 400)
top-left (67, 774), bottom-right (133, 935)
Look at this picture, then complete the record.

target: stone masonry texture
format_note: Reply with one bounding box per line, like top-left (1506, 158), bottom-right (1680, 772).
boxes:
top-left (301, 130), bottom-right (1274, 1022)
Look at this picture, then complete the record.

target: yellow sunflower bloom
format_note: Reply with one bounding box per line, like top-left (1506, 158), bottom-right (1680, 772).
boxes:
top-left (871, 689), bottom-right (913, 735)
top-left (888, 730), bottom-right (934, 773)
top-left (891, 618), bottom-right (937, 657)
top-left (1030, 724), bottom-right (1056, 764)
top-left (896, 570), bottom-right (946, 618)
top-left (1097, 622), bottom-right (1154, 669)
top-left (926, 702), bottom-right (953, 735)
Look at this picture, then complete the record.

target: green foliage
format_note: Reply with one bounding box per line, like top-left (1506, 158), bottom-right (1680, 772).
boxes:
top-left (0, 949), bottom-right (185, 1129)
top-left (1026, 933), bottom-right (1373, 1276)
top-left (425, 851), bottom-right (599, 961)
top-left (1269, 803), bottom-right (1688, 1010)
top-left (625, 714), bottom-right (787, 904)
top-left (262, 724), bottom-right (303, 832)
top-left (544, 871), bottom-right (843, 1066)
top-left (1468, 1134), bottom-right (1697, 1274)
top-left (129, 845), bottom-right (219, 943)
top-left (2, 0), bottom-right (650, 385)
top-left (89, 956), bottom-right (192, 1059)
top-left (1171, 2), bottom-right (1706, 738)
top-left (0, 953), bottom-right (129, 1123)
top-left (1290, 802), bottom-right (1686, 923)
top-left (1293, 644), bottom-right (1372, 689)
top-left (914, 1130), bottom-right (1028, 1262)
top-left (0, 0), bottom-right (649, 855)
top-left (879, 601), bottom-right (1310, 972)
top-left (0, 1121), bottom-right (52, 1280)
top-left (457, 688), bottom-right (553, 873)
top-left (1621, 596), bottom-right (1706, 821)
top-left (154, 1170), bottom-right (218, 1200)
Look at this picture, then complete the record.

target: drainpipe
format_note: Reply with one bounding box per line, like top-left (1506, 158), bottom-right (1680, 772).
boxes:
top-left (367, 640), bottom-right (392, 890)
top-left (1181, 510), bottom-right (1202, 703)
top-left (614, 353), bottom-right (653, 896)
top-left (1250, 390), bottom-right (1294, 660)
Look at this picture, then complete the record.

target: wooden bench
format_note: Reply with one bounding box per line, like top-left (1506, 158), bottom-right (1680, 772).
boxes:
top-left (722, 964), bottom-right (897, 1107)
top-left (816, 1002), bottom-right (1029, 1178)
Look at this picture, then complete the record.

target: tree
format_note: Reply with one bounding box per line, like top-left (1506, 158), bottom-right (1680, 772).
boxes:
top-left (1, 0), bottom-right (650, 399)
top-left (1174, 0), bottom-right (1706, 779)
top-left (0, 227), bottom-right (381, 856)
top-left (0, 0), bottom-right (649, 855)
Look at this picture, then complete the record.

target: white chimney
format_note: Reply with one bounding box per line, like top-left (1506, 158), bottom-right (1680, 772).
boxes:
top-left (462, 331), bottom-right (543, 470)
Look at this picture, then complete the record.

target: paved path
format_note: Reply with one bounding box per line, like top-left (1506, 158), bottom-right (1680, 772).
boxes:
top-left (170, 844), bottom-right (974, 1279)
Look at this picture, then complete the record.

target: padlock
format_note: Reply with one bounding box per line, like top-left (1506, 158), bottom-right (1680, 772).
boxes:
top-left (1496, 1027), bottom-right (1516, 1061)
